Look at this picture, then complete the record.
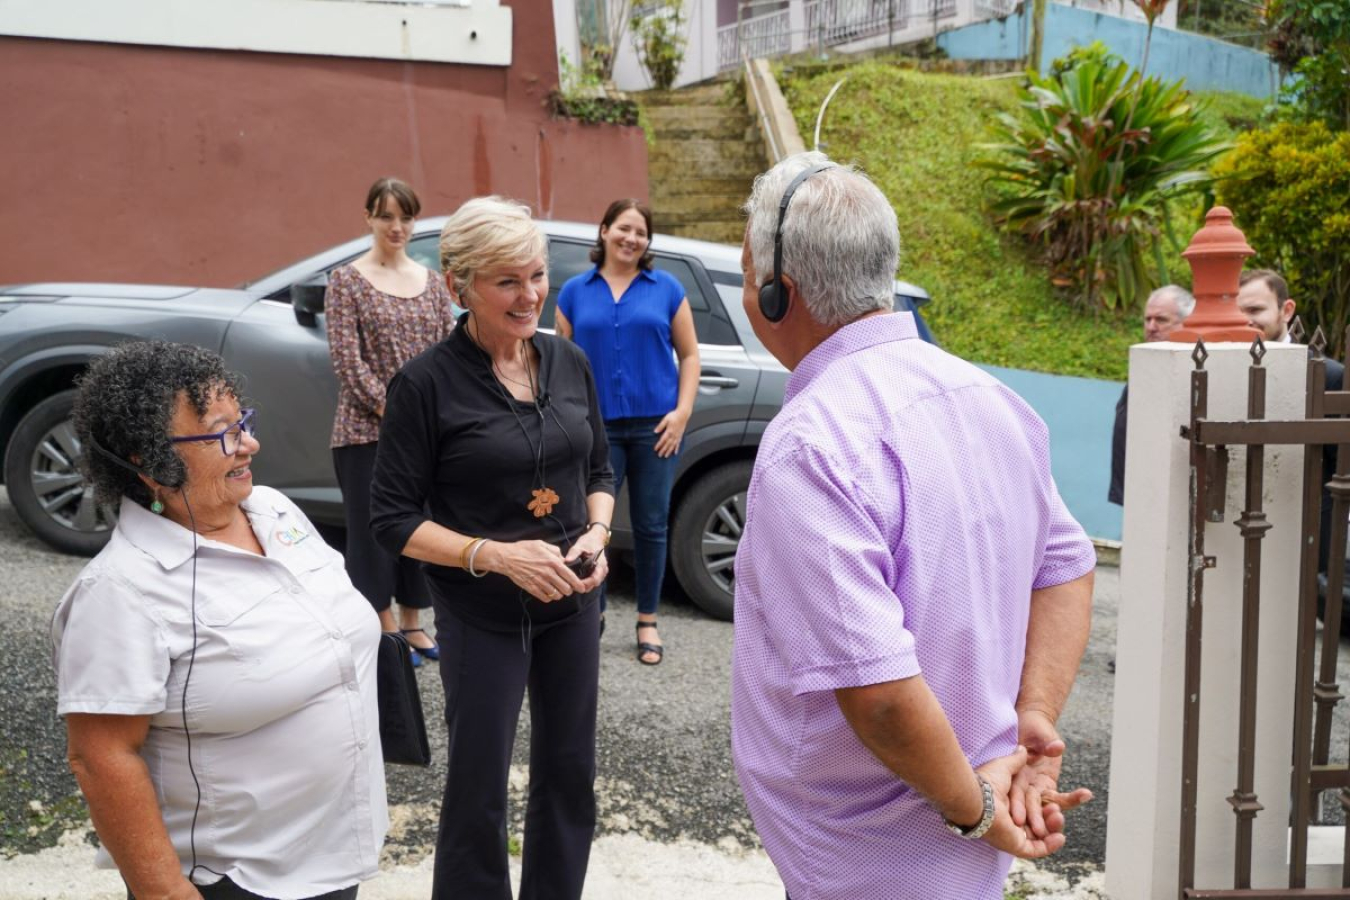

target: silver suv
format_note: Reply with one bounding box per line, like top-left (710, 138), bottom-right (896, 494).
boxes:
top-left (0, 220), bottom-right (931, 619)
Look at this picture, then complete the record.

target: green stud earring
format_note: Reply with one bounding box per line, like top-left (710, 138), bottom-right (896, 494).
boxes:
top-left (150, 497), bottom-right (165, 515)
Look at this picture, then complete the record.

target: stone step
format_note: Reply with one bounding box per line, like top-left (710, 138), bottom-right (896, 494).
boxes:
top-left (643, 106), bottom-right (754, 127)
top-left (649, 158), bottom-right (765, 184)
top-left (638, 83), bottom-right (734, 107)
top-left (647, 175), bottom-right (759, 197)
top-left (649, 192), bottom-right (756, 218)
top-left (665, 220), bottom-right (748, 245)
top-left (648, 139), bottom-right (766, 169)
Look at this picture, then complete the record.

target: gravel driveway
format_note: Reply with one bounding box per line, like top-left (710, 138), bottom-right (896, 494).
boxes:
top-left (0, 491), bottom-right (1148, 898)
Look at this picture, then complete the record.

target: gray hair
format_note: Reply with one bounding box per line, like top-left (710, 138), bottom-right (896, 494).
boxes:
top-left (1151, 284), bottom-right (1195, 319)
top-left (743, 151), bottom-right (899, 327)
top-left (73, 341), bottom-right (246, 509)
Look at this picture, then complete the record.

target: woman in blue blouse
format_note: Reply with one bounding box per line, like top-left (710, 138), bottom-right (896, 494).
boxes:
top-left (556, 200), bottom-right (700, 665)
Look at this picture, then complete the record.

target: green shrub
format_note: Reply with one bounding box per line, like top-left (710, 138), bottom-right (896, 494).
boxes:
top-left (1215, 121), bottom-right (1350, 355)
top-left (977, 51), bottom-right (1229, 312)
top-left (1266, 0), bottom-right (1350, 131)
top-left (630, 0), bottom-right (688, 91)
top-left (550, 51), bottom-right (640, 126)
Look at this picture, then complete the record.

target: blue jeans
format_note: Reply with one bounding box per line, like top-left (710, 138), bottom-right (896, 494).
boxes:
top-left (604, 417), bottom-right (678, 616)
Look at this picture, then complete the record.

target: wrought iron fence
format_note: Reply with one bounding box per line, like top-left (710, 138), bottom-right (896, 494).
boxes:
top-left (1179, 327), bottom-right (1350, 897)
top-left (717, 0), bottom-right (958, 71)
top-left (718, 8), bottom-right (792, 71)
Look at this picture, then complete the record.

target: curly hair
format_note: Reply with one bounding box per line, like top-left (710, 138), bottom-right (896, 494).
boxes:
top-left (74, 341), bottom-right (246, 509)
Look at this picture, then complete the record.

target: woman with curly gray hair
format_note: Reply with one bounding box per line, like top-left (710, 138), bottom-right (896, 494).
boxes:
top-left (51, 340), bottom-right (387, 900)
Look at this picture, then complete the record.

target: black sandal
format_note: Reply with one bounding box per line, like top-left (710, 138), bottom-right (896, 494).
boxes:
top-left (636, 620), bottom-right (664, 666)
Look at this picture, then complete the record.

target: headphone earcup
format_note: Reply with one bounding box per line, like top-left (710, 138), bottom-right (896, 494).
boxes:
top-left (759, 279), bottom-right (788, 324)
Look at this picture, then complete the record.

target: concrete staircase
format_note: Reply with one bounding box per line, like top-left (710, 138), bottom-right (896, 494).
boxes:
top-left (639, 82), bottom-right (767, 246)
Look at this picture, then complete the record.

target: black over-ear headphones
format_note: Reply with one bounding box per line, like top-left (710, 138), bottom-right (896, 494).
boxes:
top-left (88, 436), bottom-right (186, 489)
top-left (759, 164), bottom-right (833, 324)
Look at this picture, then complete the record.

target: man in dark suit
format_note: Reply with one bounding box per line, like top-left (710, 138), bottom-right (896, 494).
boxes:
top-left (1109, 285), bottom-right (1195, 506)
top-left (1237, 269), bottom-right (1346, 590)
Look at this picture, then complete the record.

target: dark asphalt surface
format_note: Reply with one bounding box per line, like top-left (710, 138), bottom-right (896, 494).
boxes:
top-left (1, 491), bottom-right (1125, 871)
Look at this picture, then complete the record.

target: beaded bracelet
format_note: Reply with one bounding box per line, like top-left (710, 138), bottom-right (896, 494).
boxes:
top-left (586, 522), bottom-right (612, 546)
top-left (467, 539), bottom-right (490, 578)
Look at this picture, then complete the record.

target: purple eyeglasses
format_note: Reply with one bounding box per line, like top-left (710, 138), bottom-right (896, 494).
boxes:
top-left (169, 408), bottom-right (257, 456)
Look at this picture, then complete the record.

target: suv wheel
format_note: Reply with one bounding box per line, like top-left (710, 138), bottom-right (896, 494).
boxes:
top-left (4, 390), bottom-right (115, 556)
top-left (670, 460), bottom-right (752, 622)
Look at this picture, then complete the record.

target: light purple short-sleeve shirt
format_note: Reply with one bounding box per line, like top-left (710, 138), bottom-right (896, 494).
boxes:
top-left (731, 313), bottom-right (1095, 900)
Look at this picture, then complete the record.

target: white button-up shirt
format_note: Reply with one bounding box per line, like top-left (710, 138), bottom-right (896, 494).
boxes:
top-left (52, 486), bottom-right (388, 897)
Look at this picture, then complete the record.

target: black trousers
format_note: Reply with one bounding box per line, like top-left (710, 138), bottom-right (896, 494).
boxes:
top-left (332, 442), bottom-right (430, 612)
top-left (432, 601), bottom-right (600, 900)
top-left (131, 876), bottom-right (357, 900)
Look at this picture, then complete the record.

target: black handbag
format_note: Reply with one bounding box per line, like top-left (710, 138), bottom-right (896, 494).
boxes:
top-left (376, 631), bottom-right (431, 766)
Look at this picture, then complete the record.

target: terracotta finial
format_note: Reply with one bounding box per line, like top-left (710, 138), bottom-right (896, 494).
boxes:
top-left (1169, 206), bottom-right (1259, 343)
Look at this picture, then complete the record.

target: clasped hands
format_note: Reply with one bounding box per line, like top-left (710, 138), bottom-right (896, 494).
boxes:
top-left (971, 709), bottom-right (1093, 859)
top-left (481, 531), bottom-right (609, 602)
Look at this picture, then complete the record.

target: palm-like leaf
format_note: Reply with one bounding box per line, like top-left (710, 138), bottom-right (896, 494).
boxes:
top-left (976, 53), bottom-right (1228, 310)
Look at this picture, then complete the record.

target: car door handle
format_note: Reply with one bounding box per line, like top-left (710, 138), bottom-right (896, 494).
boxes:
top-left (699, 374), bottom-right (739, 389)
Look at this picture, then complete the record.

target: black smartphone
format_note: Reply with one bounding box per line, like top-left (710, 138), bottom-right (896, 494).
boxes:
top-left (565, 551), bottom-right (596, 579)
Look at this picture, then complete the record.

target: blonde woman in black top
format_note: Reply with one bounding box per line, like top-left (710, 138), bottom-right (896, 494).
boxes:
top-left (370, 196), bottom-right (613, 900)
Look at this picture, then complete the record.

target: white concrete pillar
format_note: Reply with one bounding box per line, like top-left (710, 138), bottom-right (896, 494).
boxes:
top-left (1105, 341), bottom-right (1306, 897)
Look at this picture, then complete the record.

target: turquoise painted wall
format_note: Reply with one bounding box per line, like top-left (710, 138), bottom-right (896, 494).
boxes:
top-left (936, 3), bottom-right (1281, 98)
top-left (979, 364), bottom-right (1125, 542)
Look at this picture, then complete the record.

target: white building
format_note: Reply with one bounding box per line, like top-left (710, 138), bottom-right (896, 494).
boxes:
top-left (555, 0), bottom-right (1178, 91)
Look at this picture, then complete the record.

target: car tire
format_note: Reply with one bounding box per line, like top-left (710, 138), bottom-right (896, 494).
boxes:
top-left (669, 460), bottom-right (752, 622)
top-left (4, 390), bottom-right (115, 556)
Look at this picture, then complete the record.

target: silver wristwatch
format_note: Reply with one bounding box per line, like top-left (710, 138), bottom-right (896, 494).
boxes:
top-left (944, 773), bottom-right (995, 840)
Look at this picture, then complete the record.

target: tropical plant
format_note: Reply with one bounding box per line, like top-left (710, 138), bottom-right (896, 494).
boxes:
top-left (977, 50), bottom-right (1229, 311)
top-left (630, 0), bottom-right (688, 91)
top-left (1216, 121), bottom-right (1350, 356)
top-left (1265, 0), bottom-right (1350, 130)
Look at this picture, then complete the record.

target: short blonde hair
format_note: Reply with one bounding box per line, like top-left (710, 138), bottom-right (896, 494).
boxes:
top-left (439, 196), bottom-right (548, 302)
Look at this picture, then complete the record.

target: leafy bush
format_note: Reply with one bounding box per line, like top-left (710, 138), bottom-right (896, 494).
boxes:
top-left (630, 0), bottom-right (688, 91)
top-left (550, 51), bottom-right (640, 127)
top-left (977, 50), bottom-right (1229, 311)
top-left (1215, 121), bottom-right (1350, 355)
top-left (1266, 0), bottom-right (1350, 131)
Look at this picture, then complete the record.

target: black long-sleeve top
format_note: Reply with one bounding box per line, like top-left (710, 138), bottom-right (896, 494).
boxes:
top-left (370, 315), bottom-right (614, 632)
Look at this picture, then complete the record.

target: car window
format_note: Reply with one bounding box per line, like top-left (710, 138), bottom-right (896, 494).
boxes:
top-left (652, 257), bottom-right (739, 346)
top-left (408, 235), bottom-right (442, 272)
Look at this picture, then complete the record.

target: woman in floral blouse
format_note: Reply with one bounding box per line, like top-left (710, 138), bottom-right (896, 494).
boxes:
top-left (327, 176), bottom-right (455, 662)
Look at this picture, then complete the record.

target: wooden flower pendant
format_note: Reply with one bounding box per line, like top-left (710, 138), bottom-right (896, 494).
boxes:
top-left (528, 487), bottom-right (560, 518)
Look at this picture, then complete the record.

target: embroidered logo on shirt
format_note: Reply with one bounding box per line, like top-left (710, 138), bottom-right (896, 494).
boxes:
top-left (276, 525), bottom-right (310, 546)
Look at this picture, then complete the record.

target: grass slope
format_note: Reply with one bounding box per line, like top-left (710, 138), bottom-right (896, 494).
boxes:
top-left (778, 61), bottom-right (1263, 381)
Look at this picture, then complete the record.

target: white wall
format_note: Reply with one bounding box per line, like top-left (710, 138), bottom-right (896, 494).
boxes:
top-left (0, 0), bottom-right (513, 65)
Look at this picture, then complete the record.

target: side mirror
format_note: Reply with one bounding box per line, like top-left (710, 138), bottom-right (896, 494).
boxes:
top-left (291, 282), bottom-right (327, 328)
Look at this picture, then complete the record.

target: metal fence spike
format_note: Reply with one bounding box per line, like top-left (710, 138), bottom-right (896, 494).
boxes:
top-left (1312, 327), bottom-right (1328, 358)
top-left (1192, 338), bottom-right (1209, 369)
top-left (1251, 334), bottom-right (1266, 364)
top-left (1291, 317), bottom-right (1306, 343)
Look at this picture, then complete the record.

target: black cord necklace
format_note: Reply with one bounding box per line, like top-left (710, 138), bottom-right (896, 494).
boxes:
top-left (467, 317), bottom-right (559, 518)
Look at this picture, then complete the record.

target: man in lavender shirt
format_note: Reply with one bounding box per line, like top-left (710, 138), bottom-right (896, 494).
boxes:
top-left (731, 152), bottom-right (1097, 899)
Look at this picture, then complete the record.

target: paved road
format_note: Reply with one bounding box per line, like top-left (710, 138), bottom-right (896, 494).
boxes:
top-left (22, 490), bottom-right (1343, 895)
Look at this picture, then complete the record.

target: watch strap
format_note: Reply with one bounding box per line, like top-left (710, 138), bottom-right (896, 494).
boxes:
top-left (944, 772), bottom-right (995, 840)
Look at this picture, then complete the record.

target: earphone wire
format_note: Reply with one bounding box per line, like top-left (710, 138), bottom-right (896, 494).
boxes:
top-left (178, 487), bottom-right (227, 885)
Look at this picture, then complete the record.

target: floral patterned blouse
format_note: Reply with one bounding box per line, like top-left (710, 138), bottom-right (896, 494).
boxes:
top-left (327, 263), bottom-right (455, 448)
